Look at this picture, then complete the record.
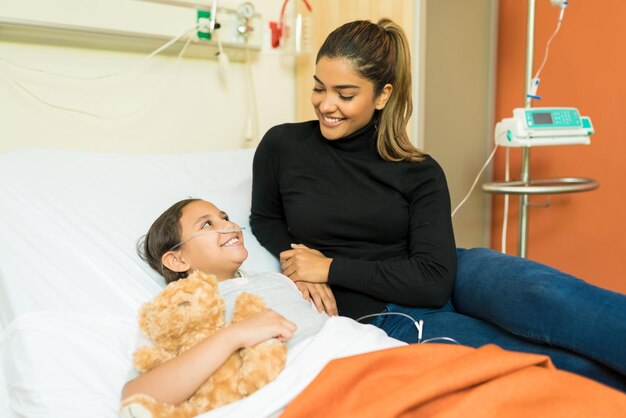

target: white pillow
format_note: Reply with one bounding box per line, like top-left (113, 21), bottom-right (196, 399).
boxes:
top-left (0, 312), bottom-right (140, 418)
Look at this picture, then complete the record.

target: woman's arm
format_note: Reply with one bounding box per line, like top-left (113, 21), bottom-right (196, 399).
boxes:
top-left (251, 129), bottom-right (339, 315)
top-left (335, 165), bottom-right (456, 307)
top-left (121, 310), bottom-right (296, 405)
top-left (250, 127), bottom-right (294, 257)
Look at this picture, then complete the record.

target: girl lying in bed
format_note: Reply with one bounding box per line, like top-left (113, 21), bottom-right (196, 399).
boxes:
top-left (121, 198), bottom-right (337, 406)
top-left (122, 198), bottom-right (416, 418)
top-left (122, 198), bottom-right (626, 418)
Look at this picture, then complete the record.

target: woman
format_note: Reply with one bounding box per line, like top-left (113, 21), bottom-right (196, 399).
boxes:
top-left (250, 19), bottom-right (626, 390)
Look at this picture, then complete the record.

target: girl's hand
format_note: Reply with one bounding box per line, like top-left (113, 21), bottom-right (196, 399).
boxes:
top-left (228, 309), bottom-right (297, 348)
top-left (122, 309), bottom-right (295, 405)
top-left (295, 282), bottom-right (338, 316)
top-left (280, 243), bottom-right (332, 283)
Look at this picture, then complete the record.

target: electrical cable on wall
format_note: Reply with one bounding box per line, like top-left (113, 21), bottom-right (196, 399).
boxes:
top-left (451, 144), bottom-right (499, 218)
top-left (243, 43), bottom-right (259, 147)
top-left (0, 29), bottom-right (196, 120)
top-left (0, 24), bottom-right (199, 81)
top-left (214, 28), bottom-right (230, 85)
top-left (501, 148), bottom-right (511, 254)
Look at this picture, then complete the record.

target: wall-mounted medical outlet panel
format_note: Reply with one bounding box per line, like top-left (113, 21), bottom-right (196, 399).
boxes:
top-left (0, 1), bottom-right (263, 62)
top-left (195, 6), bottom-right (263, 60)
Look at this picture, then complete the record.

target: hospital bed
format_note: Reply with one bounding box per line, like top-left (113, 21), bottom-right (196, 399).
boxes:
top-left (1, 148), bottom-right (624, 418)
top-left (0, 148), bottom-right (404, 418)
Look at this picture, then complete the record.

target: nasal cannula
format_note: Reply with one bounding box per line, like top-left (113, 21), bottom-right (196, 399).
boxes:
top-left (167, 227), bottom-right (245, 252)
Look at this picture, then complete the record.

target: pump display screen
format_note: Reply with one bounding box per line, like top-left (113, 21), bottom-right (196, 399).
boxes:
top-left (532, 112), bottom-right (553, 124)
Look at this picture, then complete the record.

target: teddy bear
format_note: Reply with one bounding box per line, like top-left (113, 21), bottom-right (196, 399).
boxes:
top-left (120, 270), bottom-right (288, 418)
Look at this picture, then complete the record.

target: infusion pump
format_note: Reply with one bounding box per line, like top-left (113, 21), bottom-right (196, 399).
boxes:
top-left (495, 107), bottom-right (594, 147)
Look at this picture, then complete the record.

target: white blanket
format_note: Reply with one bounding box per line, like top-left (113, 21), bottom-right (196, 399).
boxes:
top-left (203, 317), bottom-right (406, 418)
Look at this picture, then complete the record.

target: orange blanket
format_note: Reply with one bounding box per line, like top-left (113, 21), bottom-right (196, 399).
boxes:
top-left (281, 344), bottom-right (626, 418)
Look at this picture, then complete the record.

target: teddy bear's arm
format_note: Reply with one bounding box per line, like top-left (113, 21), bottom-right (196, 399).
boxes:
top-left (231, 292), bottom-right (268, 323)
top-left (238, 339), bottom-right (287, 396)
top-left (230, 293), bottom-right (288, 396)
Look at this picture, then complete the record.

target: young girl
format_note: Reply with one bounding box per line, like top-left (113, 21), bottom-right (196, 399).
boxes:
top-left (121, 198), bottom-right (329, 405)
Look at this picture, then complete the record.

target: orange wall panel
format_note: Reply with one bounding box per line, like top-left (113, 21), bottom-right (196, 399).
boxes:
top-left (493, 1), bottom-right (626, 293)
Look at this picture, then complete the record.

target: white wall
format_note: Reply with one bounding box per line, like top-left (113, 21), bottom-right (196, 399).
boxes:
top-left (423, 0), bottom-right (497, 248)
top-left (0, 0), bottom-right (295, 153)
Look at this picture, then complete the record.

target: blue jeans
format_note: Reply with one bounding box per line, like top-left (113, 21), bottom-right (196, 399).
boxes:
top-left (372, 248), bottom-right (626, 391)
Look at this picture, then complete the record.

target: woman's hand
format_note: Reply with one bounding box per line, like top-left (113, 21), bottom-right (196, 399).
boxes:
top-left (295, 282), bottom-right (338, 316)
top-left (280, 243), bottom-right (332, 283)
top-left (228, 309), bottom-right (297, 348)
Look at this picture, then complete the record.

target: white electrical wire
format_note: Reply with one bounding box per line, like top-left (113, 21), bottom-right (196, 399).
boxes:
top-left (356, 312), bottom-right (460, 345)
top-left (357, 312), bottom-right (423, 341)
top-left (1, 29), bottom-right (195, 119)
top-left (500, 147), bottom-right (511, 254)
top-left (420, 336), bottom-right (461, 344)
top-left (0, 24), bottom-right (199, 81)
top-left (243, 43), bottom-right (259, 146)
top-left (451, 144), bottom-right (499, 218)
top-left (214, 28), bottom-right (230, 84)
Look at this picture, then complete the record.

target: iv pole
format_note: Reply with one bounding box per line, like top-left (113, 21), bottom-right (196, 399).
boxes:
top-left (483, 0), bottom-right (598, 258)
top-left (518, 0), bottom-right (536, 258)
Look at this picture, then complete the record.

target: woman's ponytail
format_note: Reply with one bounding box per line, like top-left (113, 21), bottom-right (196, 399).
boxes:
top-left (375, 18), bottom-right (423, 162)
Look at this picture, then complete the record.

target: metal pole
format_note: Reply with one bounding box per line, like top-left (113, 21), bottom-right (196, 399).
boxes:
top-left (518, 0), bottom-right (536, 258)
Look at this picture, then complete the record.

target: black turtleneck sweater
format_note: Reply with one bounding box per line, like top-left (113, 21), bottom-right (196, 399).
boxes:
top-left (250, 120), bottom-right (456, 320)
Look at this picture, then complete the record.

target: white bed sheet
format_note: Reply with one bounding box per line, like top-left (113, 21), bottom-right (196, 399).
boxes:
top-left (1, 312), bottom-right (141, 418)
top-left (1, 368), bottom-right (8, 418)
